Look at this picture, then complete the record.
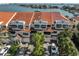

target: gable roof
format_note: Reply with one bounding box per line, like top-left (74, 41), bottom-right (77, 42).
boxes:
top-left (51, 12), bottom-right (67, 24)
top-left (0, 12), bottom-right (15, 25)
top-left (12, 12), bottom-right (33, 25)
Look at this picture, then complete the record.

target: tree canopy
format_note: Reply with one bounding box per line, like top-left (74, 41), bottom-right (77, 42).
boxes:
top-left (32, 32), bottom-right (45, 56)
top-left (58, 29), bottom-right (78, 56)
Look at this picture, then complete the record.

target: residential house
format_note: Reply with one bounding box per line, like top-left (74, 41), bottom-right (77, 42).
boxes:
top-left (51, 12), bottom-right (70, 30)
top-left (0, 12), bottom-right (71, 43)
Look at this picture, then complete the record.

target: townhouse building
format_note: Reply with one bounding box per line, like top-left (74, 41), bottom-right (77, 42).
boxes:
top-left (0, 12), bottom-right (71, 43)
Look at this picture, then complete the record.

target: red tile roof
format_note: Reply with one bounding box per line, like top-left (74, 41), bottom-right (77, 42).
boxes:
top-left (32, 12), bottom-right (67, 24)
top-left (32, 12), bottom-right (52, 25)
top-left (12, 12), bottom-right (33, 24)
top-left (51, 12), bottom-right (67, 24)
top-left (41, 12), bottom-right (52, 25)
top-left (0, 12), bottom-right (67, 25)
top-left (0, 12), bottom-right (15, 25)
top-left (0, 12), bottom-right (68, 32)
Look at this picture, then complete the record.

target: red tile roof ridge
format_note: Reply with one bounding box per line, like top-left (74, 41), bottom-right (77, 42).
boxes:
top-left (29, 12), bottom-right (35, 26)
top-left (0, 12), bottom-right (15, 25)
top-left (60, 13), bottom-right (69, 21)
top-left (6, 12), bottom-right (17, 26)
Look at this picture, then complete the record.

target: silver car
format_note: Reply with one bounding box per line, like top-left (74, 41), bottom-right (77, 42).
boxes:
top-left (51, 43), bottom-right (59, 56)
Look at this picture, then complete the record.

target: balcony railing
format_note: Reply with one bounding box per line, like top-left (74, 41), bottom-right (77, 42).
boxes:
top-left (19, 32), bottom-right (30, 38)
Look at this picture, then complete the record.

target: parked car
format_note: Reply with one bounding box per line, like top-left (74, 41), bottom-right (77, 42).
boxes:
top-left (0, 45), bottom-right (11, 56)
top-left (17, 48), bottom-right (27, 56)
top-left (51, 43), bottom-right (59, 56)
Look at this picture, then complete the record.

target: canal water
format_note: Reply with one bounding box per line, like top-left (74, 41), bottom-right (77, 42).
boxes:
top-left (0, 4), bottom-right (74, 18)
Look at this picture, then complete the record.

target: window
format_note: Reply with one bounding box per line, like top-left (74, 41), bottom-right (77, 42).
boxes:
top-left (41, 25), bottom-right (46, 28)
top-left (56, 24), bottom-right (62, 28)
top-left (52, 47), bottom-right (56, 50)
top-left (11, 31), bottom-right (15, 34)
top-left (23, 33), bottom-right (28, 35)
top-left (63, 25), bottom-right (68, 28)
top-left (47, 25), bottom-right (51, 27)
top-left (18, 25), bottom-right (23, 29)
top-left (44, 32), bottom-right (51, 35)
top-left (26, 25), bottom-right (29, 28)
top-left (34, 25), bottom-right (40, 28)
top-left (10, 25), bottom-right (17, 28)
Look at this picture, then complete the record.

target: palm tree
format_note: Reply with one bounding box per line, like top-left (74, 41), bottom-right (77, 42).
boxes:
top-left (33, 45), bottom-right (44, 56)
top-left (8, 41), bottom-right (19, 56)
top-left (32, 32), bottom-right (45, 56)
top-left (58, 29), bottom-right (77, 56)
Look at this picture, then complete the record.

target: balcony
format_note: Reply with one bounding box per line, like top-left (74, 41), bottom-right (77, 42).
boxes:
top-left (54, 24), bottom-right (69, 30)
top-left (19, 32), bottom-right (30, 38)
top-left (31, 24), bottom-right (47, 31)
top-left (34, 24), bottom-right (40, 28)
top-left (51, 31), bottom-right (59, 36)
top-left (8, 20), bottom-right (25, 31)
top-left (55, 24), bottom-right (62, 29)
top-left (8, 25), bottom-right (24, 31)
top-left (41, 25), bottom-right (47, 29)
top-left (44, 32), bottom-right (51, 43)
top-left (32, 19), bottom-right (48, 31)
top-left (63, 25), bottom-right (69, 28)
